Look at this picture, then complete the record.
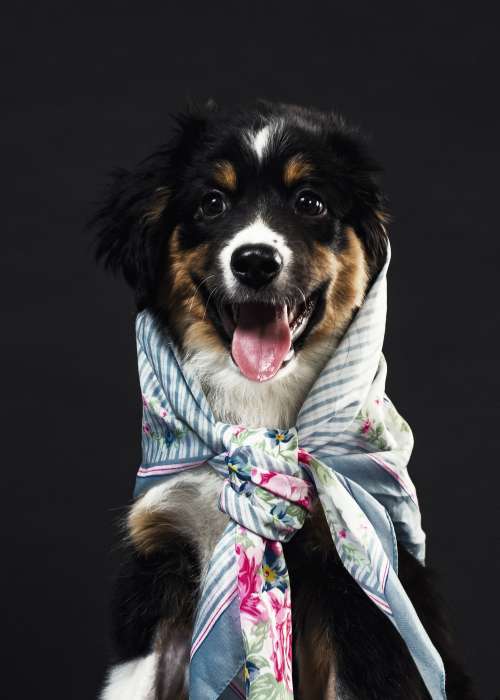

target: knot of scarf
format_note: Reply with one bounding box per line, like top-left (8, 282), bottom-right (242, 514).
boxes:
top-left (208, 424), bottom-right (407, 699)
top-left (218, 428), bottom-right (313, 696)
top-left (220, 428), bottom-right (314, 542)
top-left (133, 244), bottom-right (447, 699)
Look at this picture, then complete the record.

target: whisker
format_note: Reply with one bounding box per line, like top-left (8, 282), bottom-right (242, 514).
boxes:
top-left (202, 286), bottom-right (220, 320)
top-left (292, 285), bottom-right (307, 308)
top-left (187, 274), bottom-right (216, 314)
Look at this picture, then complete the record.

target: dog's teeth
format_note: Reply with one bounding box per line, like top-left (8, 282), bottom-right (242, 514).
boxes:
top-left (284, 346), bottom-right (294, 362)
top-left (291, 312), bottom-right (310, 340)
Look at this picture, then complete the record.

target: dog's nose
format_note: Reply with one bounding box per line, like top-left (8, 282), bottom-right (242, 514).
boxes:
top-left (230, 244), bottom-right (283, 289)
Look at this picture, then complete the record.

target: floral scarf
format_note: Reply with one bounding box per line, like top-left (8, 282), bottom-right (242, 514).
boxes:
top-left (134, 247), bottom-right (446, 699)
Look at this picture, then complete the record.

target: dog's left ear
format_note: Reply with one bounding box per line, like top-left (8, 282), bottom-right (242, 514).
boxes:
top-left (328, 119), bottom-right (389, 274)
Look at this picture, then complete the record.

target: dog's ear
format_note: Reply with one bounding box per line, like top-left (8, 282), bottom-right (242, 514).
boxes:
top-left (328, 117), bottom-right (389, 274)
top-left (92, 162), bottom-right (172, 309)
top-left (349, 176), bottom-right (389, 277)
top-left (91, 109), bottom-right (209, 309)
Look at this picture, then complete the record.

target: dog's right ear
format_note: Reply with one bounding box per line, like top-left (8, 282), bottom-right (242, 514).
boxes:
top-left (91, 159), bottom-right (172, 309)
top-left (91, 106), bottom-right (211, 309)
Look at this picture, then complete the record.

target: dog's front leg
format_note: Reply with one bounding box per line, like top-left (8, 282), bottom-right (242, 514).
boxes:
top-left (101, 470), bottom-right (227, 700)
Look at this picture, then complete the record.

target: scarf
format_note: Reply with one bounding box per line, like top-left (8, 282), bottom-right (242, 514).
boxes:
top-left (134, 247), bottom-right (446, 700)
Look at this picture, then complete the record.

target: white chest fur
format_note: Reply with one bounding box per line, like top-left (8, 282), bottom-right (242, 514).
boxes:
top-left (184, 335), bottom-right (337, 428)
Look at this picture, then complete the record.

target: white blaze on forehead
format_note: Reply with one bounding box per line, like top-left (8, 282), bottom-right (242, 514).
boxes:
top-left (247, 119), bottom-right (285, 161)
top-left (219, 217), bottom-right (293, 294)
top-left (252, 125), bottom-right (271, 160)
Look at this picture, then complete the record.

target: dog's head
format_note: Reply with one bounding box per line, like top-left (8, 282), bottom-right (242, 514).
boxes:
top-left (94, 101), bottom-right (387, 385)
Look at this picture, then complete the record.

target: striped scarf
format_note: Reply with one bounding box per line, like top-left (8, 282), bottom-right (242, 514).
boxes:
top-left (134, 248), bottom-right (446, 700)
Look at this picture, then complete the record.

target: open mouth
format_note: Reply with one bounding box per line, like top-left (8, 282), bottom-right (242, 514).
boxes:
top-left (216, 289), bottom-right (324, 382)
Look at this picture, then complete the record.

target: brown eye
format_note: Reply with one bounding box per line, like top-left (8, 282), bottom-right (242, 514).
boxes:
top-left (294, 190), bottom-right (326, 217)
top-left (199, 191), bottom-right (227, 219)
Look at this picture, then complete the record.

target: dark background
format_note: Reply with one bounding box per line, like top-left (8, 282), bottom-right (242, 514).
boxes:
top-left (2, 2), bottom-right (499, 698)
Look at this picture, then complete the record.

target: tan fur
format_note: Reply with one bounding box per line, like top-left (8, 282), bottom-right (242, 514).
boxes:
top-left (128, 505), bottom-right (179, 556)
top-left (296, 625), bottom-right (336, 699)
top-left (162, 227), bottom-right (225, 354)
top-left (309, 226), bottom-right (369, 344)
top-left (158, 225), bottom-right (370, 432)
top-left (213, 160), bottom-right (237, 191)
top-left (376, 209), bottom-right (391, 226)
top-left (283, 155), bottom-right (313, 187)
top-left (128, 471), bottom-right (227, 562)
top-left (163, 223), bottom-right (368, 363)
top-left (143, 186), bottom-right (170, 225)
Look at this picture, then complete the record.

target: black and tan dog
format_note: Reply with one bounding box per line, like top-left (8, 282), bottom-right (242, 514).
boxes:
top-left (94, 101), bottom-right (476, 699)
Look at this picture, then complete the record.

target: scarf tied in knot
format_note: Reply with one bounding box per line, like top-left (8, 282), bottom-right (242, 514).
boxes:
top-left (221, 430), bottom-right (314, 541)
top-left (134, 246), bottom-right (447, 699)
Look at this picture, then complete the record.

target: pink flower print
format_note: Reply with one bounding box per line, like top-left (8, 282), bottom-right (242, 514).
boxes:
top-left (237, 542), bottom-right (267, 624)
top-left (268, 588), bottom-right (293, 691)
top-left (250, 467), bottom-right (263, 484)
top-left (160, 408), bottom-right (168, 418)
top-left (250, 469), bottom-right (312, 509)
top-left (297, 447), bottom-right (312, 465)
top-left (339, 528), bottom-right (347, 539)
top-left (290, 481), bottom-right (313, 509)
top-left (361, 418), bottom-right (373, 434)
top-left (263, 472), bottom-right (292, 498)
top-left (375, 398), bottom-right (381, 405)
top-left (268, 540), bottom-right (282, 558)
top-left (142, 395), bottom-right (148, 407)
top-left (233, 425), bottom-right (246, 437)
top-left (142, 422), bottom-right (151, 434)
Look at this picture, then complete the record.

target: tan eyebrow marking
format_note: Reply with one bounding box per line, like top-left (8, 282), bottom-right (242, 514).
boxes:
top-left (283, 155), bottom-right (314, 187)
top-left (213, 160), bottom-right (238, 191)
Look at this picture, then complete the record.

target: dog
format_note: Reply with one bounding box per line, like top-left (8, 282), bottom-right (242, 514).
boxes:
top-left (94, 101), bottom-right (476, 699)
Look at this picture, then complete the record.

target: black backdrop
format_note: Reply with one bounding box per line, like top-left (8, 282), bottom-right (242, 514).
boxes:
top-left (2, 2), bottom-right (499, 698)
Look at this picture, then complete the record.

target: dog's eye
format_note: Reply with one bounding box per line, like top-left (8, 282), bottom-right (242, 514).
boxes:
top-left (294, 190), bottom-right (326, 217)
top-left (199, 191), bottom-right (227, 219)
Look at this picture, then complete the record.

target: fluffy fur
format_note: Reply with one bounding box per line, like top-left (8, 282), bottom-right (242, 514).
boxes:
top-left (94, 100), bottom-right (476, 699)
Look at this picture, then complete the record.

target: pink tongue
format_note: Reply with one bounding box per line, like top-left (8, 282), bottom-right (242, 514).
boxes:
top-left (232, 303), bottom-right (291, 382)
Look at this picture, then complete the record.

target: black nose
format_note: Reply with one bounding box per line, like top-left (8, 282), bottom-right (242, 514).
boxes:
top-left (230, 244), bottom-right (283, 289)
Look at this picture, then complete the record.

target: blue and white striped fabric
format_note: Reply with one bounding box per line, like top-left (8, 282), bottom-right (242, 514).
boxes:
top-left (133, 245), bottom-right (447, 699)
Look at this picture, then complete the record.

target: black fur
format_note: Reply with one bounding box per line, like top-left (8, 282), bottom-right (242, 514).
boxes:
top-left (95, 101), bottom-right (477, 698)
top-left (286, 518), bottom-right (477, 699)
top-left (110, 536), bottom-right (198, 698)
top-left (109, 515), bottom-right (477, 699)
top-left (92, 100), bottom-right (388, 311)
top-left (110, 535), bottom-right (199, 664)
